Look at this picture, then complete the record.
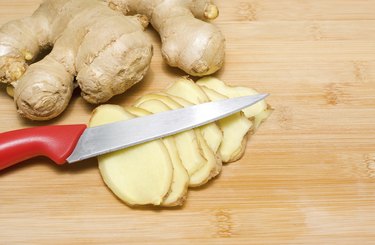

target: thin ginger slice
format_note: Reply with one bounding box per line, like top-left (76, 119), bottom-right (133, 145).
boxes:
top-left (163, 78), bottom-right (224, 154)
top-left (165, 78), bottom-right (252, 163)
top-left (165, 77), bottom-right (210, 104)
top-left (196, 77), bottom-right (272, 129)
top-left (201, 86), bottom-right (253, 162)
top-left (89, 104), bottom-right (173, 206)
top-left (125, 106), bottom-right (189, 207)
top-left (157, 91), bottom-right (223, 156)
top-left (189, 127), bottom-right (221, 186)
top-left (134, 96), bottom-right (204, 176)
top-left (135, 97), bottom-right (219, 187)
top-left (148, 93), bottom-right (222, 184)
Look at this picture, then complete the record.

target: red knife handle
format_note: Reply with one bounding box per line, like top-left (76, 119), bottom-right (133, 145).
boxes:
top-left (0, 124), bottom-right (87, 170)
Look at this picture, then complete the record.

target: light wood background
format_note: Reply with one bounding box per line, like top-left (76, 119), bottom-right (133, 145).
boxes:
top-left (1, 0), bottom-right (375, 244)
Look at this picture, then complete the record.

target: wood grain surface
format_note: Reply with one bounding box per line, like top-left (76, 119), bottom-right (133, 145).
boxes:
top-left (1, 0), bottom-right (375, 244)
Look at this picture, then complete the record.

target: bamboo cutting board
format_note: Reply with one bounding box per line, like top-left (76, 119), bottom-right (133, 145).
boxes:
top-left (1, 1), bottom-right (375, 244)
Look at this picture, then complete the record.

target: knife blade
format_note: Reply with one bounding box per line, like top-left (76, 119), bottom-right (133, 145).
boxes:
top-left (0, 94), bottom-right (268, 170)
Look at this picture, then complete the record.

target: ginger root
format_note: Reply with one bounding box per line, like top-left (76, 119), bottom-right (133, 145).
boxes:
top-left (0, 0), bottom-right (152, 120)
top-left (0, 0), bottom-right (225, 120)
top-left (107, 0), bottom-right (225, 76)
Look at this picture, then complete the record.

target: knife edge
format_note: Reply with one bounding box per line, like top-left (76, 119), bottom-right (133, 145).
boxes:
top-left (67, 94), bottom-right (269, 163)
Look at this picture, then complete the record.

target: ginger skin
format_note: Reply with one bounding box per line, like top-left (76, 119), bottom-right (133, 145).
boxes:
top-left (0, 0), bottom-right (224, 120)
top-left (0, 0), bottom-right (152, 120)
top-left (107, 0), bottom-right (225, 76)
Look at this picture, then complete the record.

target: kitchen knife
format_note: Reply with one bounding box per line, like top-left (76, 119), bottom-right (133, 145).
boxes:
top-left (0, 94), bottom-right (268, 170)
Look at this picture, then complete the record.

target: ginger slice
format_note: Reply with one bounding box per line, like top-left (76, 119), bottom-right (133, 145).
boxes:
top-left (125, 106), bottom-right (189, 207)
top-left (166, 77), bottom-right (211, 104)
top-left (163, 78), bottom-right (223, 153)
top-left (89, 104), bottom-right (173, 206)
top-left (201, 86), bottom-right (253, 162)
top-left (189, 127), bottom-right (221, 186)
top-left (135, 97), bottom-right (219, 187)
top-left (196, 77), bottom-right (272, 129)
top-left (134, 96), bottom-right (204, 176)
top-left (162, 78), bottom-right (223, 161)
top-left (142, 92), bottom-right (223, 155)
top-left (148, 92), bottom-right (222, 184)
top-left (165, 77), bottom-right (252, 163)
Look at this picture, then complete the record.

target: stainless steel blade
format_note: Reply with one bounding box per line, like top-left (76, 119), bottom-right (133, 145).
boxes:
top-left (67, 94), bottom-right (269, 163)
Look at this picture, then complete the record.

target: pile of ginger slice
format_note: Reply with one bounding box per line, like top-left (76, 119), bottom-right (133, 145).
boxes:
top-left (90, 77), bottom-right (272, 207)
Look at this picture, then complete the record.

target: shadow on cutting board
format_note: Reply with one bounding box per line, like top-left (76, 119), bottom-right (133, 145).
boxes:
top-left (0, 156), bottom-right (97, 176)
